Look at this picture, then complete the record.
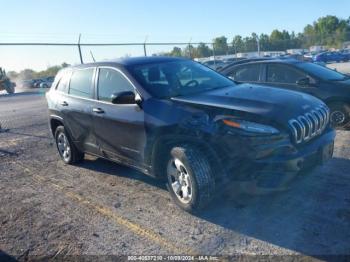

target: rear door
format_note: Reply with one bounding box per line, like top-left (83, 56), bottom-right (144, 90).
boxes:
top-left (225, 63), bottom-right (263, 84)
top-left (59, 67), bottom-right (99, 154)
top-left (92, 67), bottom-right (146, 163)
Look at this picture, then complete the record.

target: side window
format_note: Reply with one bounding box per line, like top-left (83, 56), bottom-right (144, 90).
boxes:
top-left (230, 64), bottom-right (260, 82)
top-left (267, 64), bottom-right (306, 84)
top-left (97, 68), bottom-right (134, 102)
top-left (56, 71), bottom-right (71, 93)
top-left (69, 68), bottom-right (94, 98)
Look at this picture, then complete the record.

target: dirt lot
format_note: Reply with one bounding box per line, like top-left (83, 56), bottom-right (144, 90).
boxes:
top-left (0, 90), bottom-right (350, 260)
top-left (327, 62), bottom-right (350, 74)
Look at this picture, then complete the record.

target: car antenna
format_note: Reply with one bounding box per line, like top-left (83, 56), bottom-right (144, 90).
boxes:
top-left (90, 51), bottom-right (96, 62)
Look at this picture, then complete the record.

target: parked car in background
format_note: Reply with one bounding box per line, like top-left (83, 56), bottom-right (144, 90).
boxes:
top-left (222, 57), bottom-right (246, 64)
top-left (282, 54), bottom-right (310, 61)
top-left (46, 56), bottom-right (335, 212)
top-left (40, 76), bottom-right (55, 88)
top-left (20, 80), bottom-right (35, 88)
top-left (313, 51), bottom-right (349, 63)
top-left (303, 52), bottom-right (319, 61)
top-left (220, 59), bottom-right (350, 128)
top-left (33, 79), bottom-right (45, 88)
top-left (202, 60), bottom-right (225, 71)
top-left (220, 57), bottom-right (272, 71)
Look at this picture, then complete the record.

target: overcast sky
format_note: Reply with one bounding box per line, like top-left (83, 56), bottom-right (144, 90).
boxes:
top-left (1, 0), bottom-right (349, 71)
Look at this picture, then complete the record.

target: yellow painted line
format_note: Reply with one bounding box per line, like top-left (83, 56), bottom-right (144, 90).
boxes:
top-left (19, 163), bottom-right (196, 255)
top-left (0, 139), bottom-right (21, 148)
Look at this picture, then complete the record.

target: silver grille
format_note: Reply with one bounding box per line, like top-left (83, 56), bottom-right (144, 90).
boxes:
top-left (288, 106), bottom-right (330, 144)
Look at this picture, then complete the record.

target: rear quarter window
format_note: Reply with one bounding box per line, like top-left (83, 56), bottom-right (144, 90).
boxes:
top-left (55, 70), bottom-right (71, 93)
top-left (68, 68), bottom-right (94, 98)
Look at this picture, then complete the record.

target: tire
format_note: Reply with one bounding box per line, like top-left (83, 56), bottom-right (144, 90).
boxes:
top-left (328, 102), bottom-right (350, 128)
top-left (54, 126), bottom-right (84, 164)
top-left (166, 145), bottom-right (215, 212)
top-left (5, 84), bottom-right (14, 94)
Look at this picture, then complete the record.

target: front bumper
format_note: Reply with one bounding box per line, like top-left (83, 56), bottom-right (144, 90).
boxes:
top-left (228, 129), bottom-right (336, 189)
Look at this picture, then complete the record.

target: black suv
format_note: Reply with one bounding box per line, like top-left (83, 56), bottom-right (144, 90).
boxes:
top-left (46, 57), bottom-right (335, 212)
top-left (220, 59), bottom-right (350, 128)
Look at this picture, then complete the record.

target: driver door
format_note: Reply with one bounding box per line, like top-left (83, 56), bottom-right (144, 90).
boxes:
top-left (92, 67), bottom-right (146, 163)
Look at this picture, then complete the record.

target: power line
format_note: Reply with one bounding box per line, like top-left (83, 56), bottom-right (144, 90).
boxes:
top-left (0, 42), bottom-right (213, 46)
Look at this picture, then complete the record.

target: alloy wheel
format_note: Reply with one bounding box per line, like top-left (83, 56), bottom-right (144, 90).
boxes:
top-left (167, 158), bottom-right (193, 204)
top-left (57, 132), bottom-right (71, 162)
top-left (330, 110), bottom-right (346, 125)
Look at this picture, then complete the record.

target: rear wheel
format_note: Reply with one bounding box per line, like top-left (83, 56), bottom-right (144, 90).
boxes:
top-left (329, 102), bottom-right (350, 128)
top-left (166, 145), bottom-right (215, 212)
top-left (55, 126), bottom-right (84, 164)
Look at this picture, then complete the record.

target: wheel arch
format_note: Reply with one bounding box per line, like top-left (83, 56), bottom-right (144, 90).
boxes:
top-left (49, 116), bottom-right (64, 136)
top-left (150, 134), bottom-right (225, 182)
top-left (324, 97), bottom-right (350, 106)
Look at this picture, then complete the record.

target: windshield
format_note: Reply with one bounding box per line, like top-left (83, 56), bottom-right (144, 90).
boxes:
top-left (296, 62), bottom-right (348, 81)
top-left (128, 60), bottom-right (234, 98)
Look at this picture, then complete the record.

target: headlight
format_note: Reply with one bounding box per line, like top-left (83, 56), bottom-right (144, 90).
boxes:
top-left (222, 118), bottom-right (279, 134)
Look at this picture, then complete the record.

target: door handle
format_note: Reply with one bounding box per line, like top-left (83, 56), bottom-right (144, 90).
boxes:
top-left (60, 101), bottom-right (68, 106)
top-left (92, 108), bottom-right (105, 114)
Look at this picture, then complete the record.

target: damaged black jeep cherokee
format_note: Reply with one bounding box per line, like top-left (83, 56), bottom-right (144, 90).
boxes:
top-left (46, 57), bottom-right (335, 212)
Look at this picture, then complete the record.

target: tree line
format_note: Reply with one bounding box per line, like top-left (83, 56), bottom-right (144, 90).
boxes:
top-left (163, 15), bottom-right (350, 58)
top-left (7, 63), bottom-right (70, 81)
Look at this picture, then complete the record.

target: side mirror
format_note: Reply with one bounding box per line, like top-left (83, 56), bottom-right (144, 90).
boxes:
top-left (135, 92), bottom-right (143, 106)
top-left (111, 91), bottom-right (136, 104)
top-left (296, 77), bottom-right (310, 86)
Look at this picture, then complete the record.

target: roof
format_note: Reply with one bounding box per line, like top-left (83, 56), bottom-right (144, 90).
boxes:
top-left (219, 57), bottom-right (302, 72)
top-left (71, 56), bottom-right (189, 69)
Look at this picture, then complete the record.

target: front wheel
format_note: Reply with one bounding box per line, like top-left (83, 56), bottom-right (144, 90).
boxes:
top-left (329, 102), bottom-right (350, 129)
top-left (166, 145), bottom-right (215, 212)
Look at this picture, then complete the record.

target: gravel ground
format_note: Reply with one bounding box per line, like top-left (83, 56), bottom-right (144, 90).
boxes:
top-left (327, 62), bottom-right (350, 74)
top-left (0, 90), bottom-right (349, 261)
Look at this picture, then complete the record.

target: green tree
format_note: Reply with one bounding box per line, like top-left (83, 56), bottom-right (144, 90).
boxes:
top-left (258, 34), bottom-right (270, 51)
top-left (213, 36), bottom-right (228, 55)
top-left (169, 47), bottom-right (183, 57)
top-left (232, 35), bottom-right (244, 53)
top-left (7, 71), bottom-right (18, 79)
top-left (302, 16), bottom-right (350, 48)
top-left (243, 34), bottom-right (258, 52)
top-left (18, 69), bottom-right (35, 80)
top-left (196, 43), bottom-right (211, 58)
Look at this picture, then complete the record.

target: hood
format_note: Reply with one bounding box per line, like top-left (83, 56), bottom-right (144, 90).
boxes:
top-left (325, 78), bottom-right (350, 98)
top-left (171, 84), bottom-right (325, 128)
top-left (331, 78), bottom-right (350, 87)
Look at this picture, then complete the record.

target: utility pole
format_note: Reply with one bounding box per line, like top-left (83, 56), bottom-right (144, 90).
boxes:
top-left (78, 34), bottom-right (83, 64)
top-left (188, 37), bottom-right (192, 58)
top-left (256, 35), bottom-right (261, 57)
top-left (212, 43), bottom-right (216, 67)
top-left (90, 50), bottom-right (96, 62)
top-left (143, 35), bottom-right (148, 56)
